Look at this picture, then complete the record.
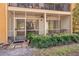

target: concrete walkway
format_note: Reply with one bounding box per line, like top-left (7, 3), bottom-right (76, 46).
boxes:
top-left (0, 47), bottom-right (33, 56)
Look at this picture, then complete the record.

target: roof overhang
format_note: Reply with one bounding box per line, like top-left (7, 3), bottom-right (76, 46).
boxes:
top-left (8, 6), bottom-right (71, 15)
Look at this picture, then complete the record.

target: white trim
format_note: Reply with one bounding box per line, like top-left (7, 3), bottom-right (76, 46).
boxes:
top-left (6, 4), bottom-right (8, 43)
top-left (27, 18), bottom-right (43, 20)
top-left (8, 6), bottom-right (71, 15)
top-left (70, 8), bottom-right (73, 33)
top-left (13, 11), bottom-right (15, 41)
top-left (44, 13), bottom-right (46, 35)
top-left (58, 15), bottom-right (61, 32)
top-left (14, 17), bottom-right (26, 19)
top-left (14, 14), bottom-right (26, 39)
top-left (25, 12), bottom-right (26, 37)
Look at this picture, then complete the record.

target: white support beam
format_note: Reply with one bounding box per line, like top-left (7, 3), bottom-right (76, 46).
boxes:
top-left (58, 15), bottom-right (61, 33)
top-left (25, 12), bottom-right (27, 37)
top-left (13, 11), bottom-right (15, 41)
top-left (44, 13), bottom-right (47, 35)
top-left (8, 7), bottom-right (71, 15)
top-left (71, 15), bottom-right (73, 34)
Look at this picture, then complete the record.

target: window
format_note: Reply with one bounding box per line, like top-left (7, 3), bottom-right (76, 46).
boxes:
top-left (48, 20), bottom-right (60, 30)
top-left (54, 4), bottom-right (70, 11)
top-left (9, 3), bottom-right (17, 7)
top-left (53, 20), bottom-right (59, 29)
top-left (8, 3), bottom-right (70, 11)
top-left (26, 20), bottom-right (39, 30)
top-left (55, 4), bottom-right (61, 10)
top-left (16, 19), bottom-right (25, 30)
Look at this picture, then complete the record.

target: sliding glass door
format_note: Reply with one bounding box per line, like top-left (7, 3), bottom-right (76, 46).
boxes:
top-left (14, 18), bottom-right (26, 41)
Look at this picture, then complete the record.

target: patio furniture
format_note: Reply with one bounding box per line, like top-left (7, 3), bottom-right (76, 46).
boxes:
top-left (0, 43), bottom-right (3, 48)
top-left (2, 43), bottom-right (10, 49)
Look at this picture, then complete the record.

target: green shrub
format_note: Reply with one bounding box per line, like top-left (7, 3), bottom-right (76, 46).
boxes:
top-left (31, 35), bottom-right (52, 48)
top-left (27, 33), bottom-right (79, 48)
top-left (50, 36), bottom-right (58, 46)
top-left (27, 32), bottom-right (34, 40)
top-left (74, 32), bottom-right (79, 35)
top-left (51, 35), bottom-right (62, 46)
top-left (70, 34), bottom-right (79, 43)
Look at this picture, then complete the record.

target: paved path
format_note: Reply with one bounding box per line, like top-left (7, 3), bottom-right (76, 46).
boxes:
top-left (0, 47), bottom-right (33, 56)
top-left (1, 47), bottom-right (79, 56)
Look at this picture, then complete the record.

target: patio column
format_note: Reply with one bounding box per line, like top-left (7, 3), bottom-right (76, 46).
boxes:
top-left (39, 13), bottom-right (47, 35)
top-left (71, 15), bottom-right (73, 34)
top-left (25, 12), bottom-right (27, 37)
top-left (58, 15), bottom-right (61, 33)
top-left (13, 11), bottom-right (15, 41)
top-left (44, 13), bottom-right (47, 35)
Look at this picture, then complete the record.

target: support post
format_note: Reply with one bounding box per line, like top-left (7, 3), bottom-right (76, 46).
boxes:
top-left (44, 13), bottom-right (47, 35)
top-left (71, 15), bottom-right (73, 34)
top-left (13, 11), bottom-right (15, 41)
top-left (25, 12), bottom-right (26, 37)
top-left (58, 15), bottom-right (61, 33)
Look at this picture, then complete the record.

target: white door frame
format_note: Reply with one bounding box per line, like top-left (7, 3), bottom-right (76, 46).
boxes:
top-left (14, 17), bottom-right (26, 41)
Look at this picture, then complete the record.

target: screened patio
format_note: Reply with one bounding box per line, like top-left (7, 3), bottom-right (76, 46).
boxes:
top-left (8, 6), bottom-right (72, 42)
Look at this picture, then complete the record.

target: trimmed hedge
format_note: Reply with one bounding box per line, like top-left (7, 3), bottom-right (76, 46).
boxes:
top-left (27, 33), bottom-right (79, 48)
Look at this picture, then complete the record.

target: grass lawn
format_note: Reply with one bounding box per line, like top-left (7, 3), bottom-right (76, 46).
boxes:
top-left (32, 43), bottom-right (79, 56)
